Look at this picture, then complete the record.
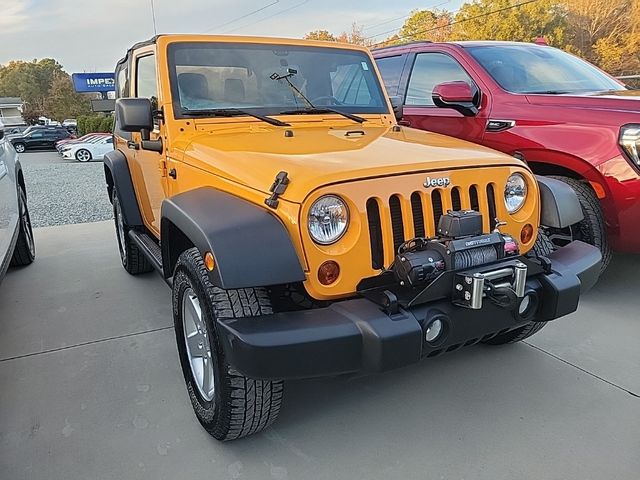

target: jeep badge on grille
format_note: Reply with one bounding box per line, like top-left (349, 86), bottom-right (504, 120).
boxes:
top-left (424, 176), bottom-right (451, 188)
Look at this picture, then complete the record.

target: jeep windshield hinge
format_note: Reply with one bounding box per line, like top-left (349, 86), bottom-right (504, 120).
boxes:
top-left (265, 171), bottom-right (290, 209)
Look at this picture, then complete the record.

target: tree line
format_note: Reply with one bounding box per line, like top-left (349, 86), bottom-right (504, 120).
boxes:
top-left (0, 58), bottom-right (93, 124)
top-left (305, 0), bottom-right (640, 77)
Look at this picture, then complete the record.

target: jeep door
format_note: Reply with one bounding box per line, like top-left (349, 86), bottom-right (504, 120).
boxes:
top-left (392, 50), bottom-right (489, 143)
top-left (127, 49), bottom-right (167, 235)
top-left (0, 133), bottom-right (19, 265)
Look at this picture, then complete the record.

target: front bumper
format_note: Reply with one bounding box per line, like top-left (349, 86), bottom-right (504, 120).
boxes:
top-left (217, 241), bottom-right (601, 381)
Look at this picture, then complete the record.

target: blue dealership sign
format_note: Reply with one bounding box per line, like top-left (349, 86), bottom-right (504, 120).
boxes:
top-left (72, 73), bottom-right (115, 93)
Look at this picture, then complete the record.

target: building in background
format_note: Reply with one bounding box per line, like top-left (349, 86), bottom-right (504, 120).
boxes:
top-left (0, 97), bottom-right (26, 126)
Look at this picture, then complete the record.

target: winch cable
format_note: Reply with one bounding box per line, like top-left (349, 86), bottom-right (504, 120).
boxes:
top-left (485, 280), bottom-right (518, 309)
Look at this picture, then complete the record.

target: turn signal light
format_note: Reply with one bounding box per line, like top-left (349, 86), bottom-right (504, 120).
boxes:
top-left (204, 252), bottom-right (215, 271)
top-left (520, 224), bottom-right (534, 244)
top-left (318, 261), bottom-right (340, 285)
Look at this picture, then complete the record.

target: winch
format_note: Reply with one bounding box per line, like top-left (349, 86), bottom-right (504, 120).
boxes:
top-left (358, 210), bottom-right (530, 313)
top-left (392, 210), bottom-right (519, 288)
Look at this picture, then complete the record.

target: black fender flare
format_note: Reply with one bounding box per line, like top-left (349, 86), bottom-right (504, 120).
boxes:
top-left (103, 149), bottom-right (143, 227)
top-left (161, 187), bottom-right (305, 289)
top-left (536, 175), bottom-right (584, 229)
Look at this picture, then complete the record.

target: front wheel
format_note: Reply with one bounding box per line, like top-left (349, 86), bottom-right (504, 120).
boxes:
top-left (172, 248), bottom-right (283, 441)
top-left (546, 176), bottom-right (611, 273)
top-left (10, 185), bottom-right (35, 266)
top-left (13, 143), bottom-right (26, 153)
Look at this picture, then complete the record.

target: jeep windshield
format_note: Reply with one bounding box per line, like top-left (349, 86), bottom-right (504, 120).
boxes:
top-left (466, 45), bottom-right (626, 94)
top-left (168, 42), bottom-right (389, 119)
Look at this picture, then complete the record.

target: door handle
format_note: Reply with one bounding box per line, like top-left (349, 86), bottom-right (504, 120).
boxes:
top-left (127, 140), bottom-right (139, 150)
top-left (398, 120), bottom-right (411, 127)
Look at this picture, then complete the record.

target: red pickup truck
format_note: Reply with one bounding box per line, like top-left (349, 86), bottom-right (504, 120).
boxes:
top-left (373, 41), bottom-right (640, 271)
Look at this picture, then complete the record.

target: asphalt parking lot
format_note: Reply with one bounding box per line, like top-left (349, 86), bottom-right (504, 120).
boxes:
top-left (1, 151), bottom-right (639, 480)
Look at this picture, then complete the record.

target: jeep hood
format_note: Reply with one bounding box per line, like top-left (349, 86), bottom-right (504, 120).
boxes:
top-left (525, 89), bottom-right (640, 114)
top-left (181, 124), bottom-right (522, 203)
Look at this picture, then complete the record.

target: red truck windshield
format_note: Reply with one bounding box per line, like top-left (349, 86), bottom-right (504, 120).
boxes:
top-left (467, 45), bottom-right (626, 94)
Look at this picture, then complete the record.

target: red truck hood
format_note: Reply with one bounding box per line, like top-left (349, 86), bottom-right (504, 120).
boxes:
top-left (525, 90), bottom-right (640, 114)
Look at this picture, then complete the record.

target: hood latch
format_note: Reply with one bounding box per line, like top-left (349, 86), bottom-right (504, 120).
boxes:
top-left (265, 171), bottom-right (290, 209)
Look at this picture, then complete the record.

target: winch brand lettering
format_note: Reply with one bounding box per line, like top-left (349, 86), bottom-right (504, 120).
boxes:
top-left (465, 237), bottom-right (492, 247)
top-left (424, 176), bottom-right (451, 188)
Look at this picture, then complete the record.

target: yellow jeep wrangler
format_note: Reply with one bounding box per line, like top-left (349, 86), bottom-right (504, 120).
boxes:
top-left (105, 34), bottom-right (601, 441)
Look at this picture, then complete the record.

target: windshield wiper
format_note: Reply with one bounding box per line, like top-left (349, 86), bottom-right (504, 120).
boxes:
top-left (270, 69), bottom-right (366, 124)
top-left (279, 107), bottom-right (366, 124)
top-left (181, 108), bottom-right (290, 127)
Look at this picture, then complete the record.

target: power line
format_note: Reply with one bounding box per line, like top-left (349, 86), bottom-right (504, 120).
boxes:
top-left (363, 0), bottom-right (451, 34)
top-left (223, 0), bottom-right (311, 34)
top-left (371, 0), bottom-right (539, 47)
top-left (204, 1), bottom-right (280, 33)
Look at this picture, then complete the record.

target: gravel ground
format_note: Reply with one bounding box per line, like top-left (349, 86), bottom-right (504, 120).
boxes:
top-left (18, 151), bottom-right (113, 227)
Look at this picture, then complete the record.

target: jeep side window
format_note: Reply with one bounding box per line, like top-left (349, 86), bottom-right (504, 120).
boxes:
top-left (375, 55), bottom-right (405, 97)
top-left (135, 54), bottom-right (158, 121)
top-left (406, 53), bottom-right (474, 106)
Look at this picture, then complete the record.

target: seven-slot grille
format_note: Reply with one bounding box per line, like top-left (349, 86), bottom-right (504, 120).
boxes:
top-left (366, 184), bottom-right (498, 269)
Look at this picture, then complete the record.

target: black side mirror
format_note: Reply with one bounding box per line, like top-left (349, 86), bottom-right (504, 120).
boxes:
top-left (115, 98), bottom-right (162, 153)
top-left (389, 96), bottom-right (403, 121)
top-left (115, 98), bottom-right (154, 132)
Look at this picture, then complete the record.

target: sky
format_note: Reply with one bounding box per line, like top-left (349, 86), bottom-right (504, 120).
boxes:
top-left (0, 0), bottom-right (463, 73)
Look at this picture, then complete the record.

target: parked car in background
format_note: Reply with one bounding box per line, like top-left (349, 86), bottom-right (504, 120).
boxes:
top-left (9, 126), bottom-right (73, 152)
top-left (62, 119), bottom-right (77, 128)
top-left (373, 41), bottom-right (640, 271)
top-left (61, 135), bottom-right (113, 162)
top-left (56, 132), bottom-right (109, 153)
top-left (0, 121), bottom-right (35, 285)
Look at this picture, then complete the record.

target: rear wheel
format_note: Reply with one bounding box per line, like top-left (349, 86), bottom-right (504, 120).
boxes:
top-left (483, 232), bottom-right (554, 345)
top-left (173, 248), bottom-right (283, 441)
top-left (10, 185), bottom-right (35, 266)
top-left (546, 176), bottom-right (611, 273)
top-left (112, 188), bottom-right (153, 275)
top-left (75, 149), bottom-right (92, 162)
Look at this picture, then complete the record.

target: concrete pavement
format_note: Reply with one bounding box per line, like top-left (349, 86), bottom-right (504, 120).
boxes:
top-left (0, 221), bottom-right (638, 480)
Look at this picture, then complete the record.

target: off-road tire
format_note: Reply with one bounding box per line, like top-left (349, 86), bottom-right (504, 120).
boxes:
top-left (483, 232), bottom-right (553, 345)
top-left (10, 186), bottom-right (35, 266)
top-left (531, 230), bottom-right (555, 258)
top-left (13, 143), bottom-right (26, 153)
top-left (172, 247), bottom-right (284, 441)
top-left (548, 175), bottom-right (612, 273)
top-left (112, 188), bottom-right (153, 275)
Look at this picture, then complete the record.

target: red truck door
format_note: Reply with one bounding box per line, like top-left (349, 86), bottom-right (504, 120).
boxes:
top-left (399, 51), bottom-right (490, 144)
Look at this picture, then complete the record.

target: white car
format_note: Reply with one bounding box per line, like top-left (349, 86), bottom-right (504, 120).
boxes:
top-left (61, 136), bottom-right (114, 162)
top-left (0, 121), bottom-right (35, 285)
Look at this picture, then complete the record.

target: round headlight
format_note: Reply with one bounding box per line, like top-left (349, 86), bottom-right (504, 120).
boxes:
top-left (504, 173), bottom-right (527, 213)
top-left (308, 195), bottom-right (349, 245)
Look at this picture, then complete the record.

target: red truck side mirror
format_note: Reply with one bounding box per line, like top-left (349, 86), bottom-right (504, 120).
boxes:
top-left (432, 81), bottom-right (479, 117)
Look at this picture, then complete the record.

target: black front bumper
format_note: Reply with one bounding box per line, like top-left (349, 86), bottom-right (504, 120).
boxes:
top-left (217, 241), bottom-right (601, 381)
